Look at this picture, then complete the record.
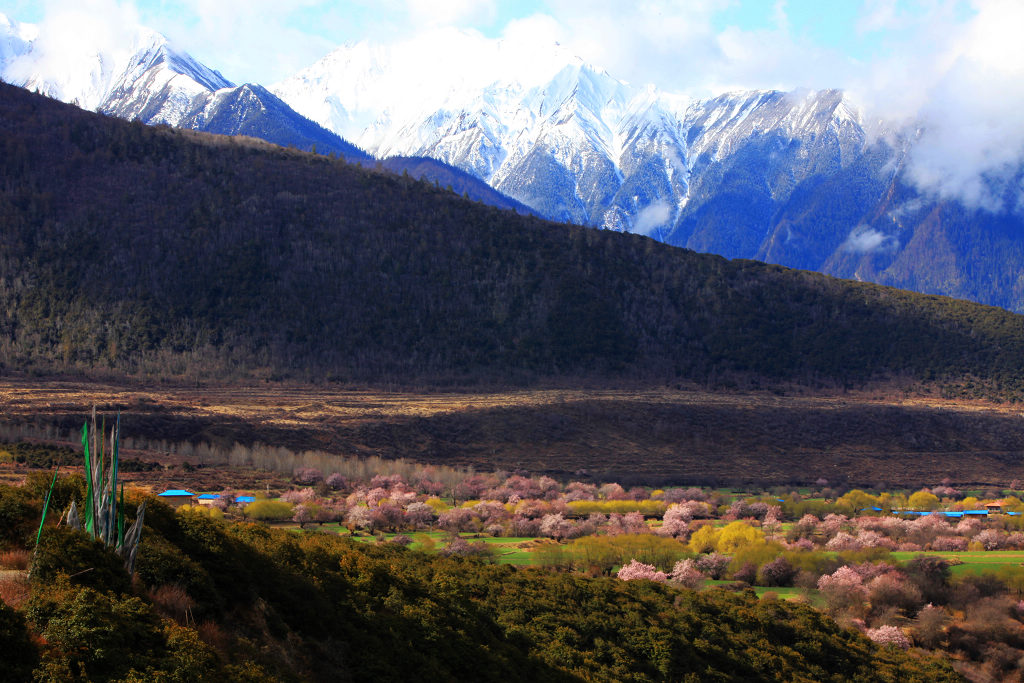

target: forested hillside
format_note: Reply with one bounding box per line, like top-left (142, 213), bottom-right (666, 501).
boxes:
top-left (3, 82), bottom-right (1024, 391)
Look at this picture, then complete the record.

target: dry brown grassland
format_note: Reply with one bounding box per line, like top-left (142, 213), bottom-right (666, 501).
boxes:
top-left (3, 377), bottom-right (1024, 487)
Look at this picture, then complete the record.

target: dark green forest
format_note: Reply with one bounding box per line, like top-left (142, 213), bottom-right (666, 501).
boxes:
top-left (0, 477), bottom-right (959, 682)
top-left (2, 82), bottom-right (1024, 391)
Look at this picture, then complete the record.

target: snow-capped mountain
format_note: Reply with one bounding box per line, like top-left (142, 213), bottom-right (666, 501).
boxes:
top-left (4, 14), bottom-right (1024, 312)
top-left (272, 37), bottom-right (1024, 312)
top-left (0, 12), bottom-right (368, 161)
top-left (271, 42), bottom-right (869, 234)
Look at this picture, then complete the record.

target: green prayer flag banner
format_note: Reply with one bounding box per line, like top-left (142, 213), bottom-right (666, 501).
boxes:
top-left (34, 467), bottom-right (58, 548)
top-left (81, 422), bottom-right (95, 537)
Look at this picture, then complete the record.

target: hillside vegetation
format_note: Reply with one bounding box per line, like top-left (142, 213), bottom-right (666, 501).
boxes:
top-left (0, 479), bottom-right (959, 681)
top-left (2, 82), bottom-right (1024, 392)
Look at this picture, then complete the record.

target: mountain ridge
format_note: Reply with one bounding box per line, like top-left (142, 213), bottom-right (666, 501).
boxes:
top-left (4, 81), bottom-right (1024, 398)
top-left (4, 14), bottom-right (1024, 312)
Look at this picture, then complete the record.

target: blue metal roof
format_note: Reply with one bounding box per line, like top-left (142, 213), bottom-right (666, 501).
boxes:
top-left (158, 489), bottom-right (194, 497)
top-left (963, 509), bottom-right (989, 515)
top-left (197, 494), bottom-right (221, 500)
top-left (236, 496), bottom-right (256, 503)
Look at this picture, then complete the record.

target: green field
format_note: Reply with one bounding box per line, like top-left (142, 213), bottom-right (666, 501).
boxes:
top-left (284, 527), bottom-right (546, 565)
top-left (891, 550), bottom-right (1024, 577)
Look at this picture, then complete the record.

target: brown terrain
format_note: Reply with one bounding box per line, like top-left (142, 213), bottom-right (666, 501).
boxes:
top-left (3, 377), bottom-right (1024, 487)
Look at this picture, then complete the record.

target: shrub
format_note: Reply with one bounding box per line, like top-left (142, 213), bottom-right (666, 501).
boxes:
top-left (731, 562), bottom-right (757, 585)
top-left (867, 573), bottom-right (923, 617)
top-left (0, 549), bottom-right (30, 570)
top-left (439, 536), bottom-right (492, 560)
top-left (243, 499), bottom-right (294, 521)
top-left (0, 600), bottom-right (37, 681)
top-left (292, 468), bottom-right (323, 485)
top-left (148, 584), bottom-right (196, 625)
top-left (30, 526), bottom-right (130, 594)
top-left (0, 573), bottom-right (30, 609)
top-left (758, 556), bottom-right (797, 587)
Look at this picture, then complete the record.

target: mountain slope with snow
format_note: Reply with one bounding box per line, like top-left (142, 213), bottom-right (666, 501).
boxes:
top-left (3, 15), bottom-right (1024, 312)
top-left (0, 12), bottom-right (369, 161)
top-left (272, 37), bottom-right (1024, 311)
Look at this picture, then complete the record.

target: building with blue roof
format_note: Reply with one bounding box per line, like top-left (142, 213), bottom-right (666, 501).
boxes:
top-left (157, 489), bottom-right (195, 508)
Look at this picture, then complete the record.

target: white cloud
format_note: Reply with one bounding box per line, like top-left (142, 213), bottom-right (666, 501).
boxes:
top-left (633, 201), bottom-right (673, 236)
top-left (901, 0), bottom-right (1024, 211)
top-left (5, 0), bottom-right (142, 107)
top-left (404, 0), bottom-right (497, 28)
top-left (840, 225), bottom-right (899, 254)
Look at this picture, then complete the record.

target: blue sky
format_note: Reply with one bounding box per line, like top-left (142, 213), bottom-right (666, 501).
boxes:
top-left (0, 0), bottom-right (980, 92)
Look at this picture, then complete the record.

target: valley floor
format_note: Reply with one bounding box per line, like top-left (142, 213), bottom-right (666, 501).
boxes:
top-left (3, 377), bottom-right (1024, 486)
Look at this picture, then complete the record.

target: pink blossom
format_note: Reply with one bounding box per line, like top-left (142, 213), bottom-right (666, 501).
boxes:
top-left (669, 559), bottom-right (704, 589)
top-left (930, 535), bottom-right (968, 551)
top-left (281, 487), bottom-right (317, 504)
top-left (539, 513), bottom-right (574, 540)
top-left (865, 625), bottom-right (910, 649)
top-left (974, 528), bottom-right (1005, 550)
top-left (817, 566), bottom-right (866, 593)
top-left (617, 559), bottom-right (667, 583)
top-left (825, 531), bottom-right (861, 551)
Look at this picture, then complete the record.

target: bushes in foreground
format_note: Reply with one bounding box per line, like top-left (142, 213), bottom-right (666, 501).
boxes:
top-left (0, 485), bottom-right (958, 682)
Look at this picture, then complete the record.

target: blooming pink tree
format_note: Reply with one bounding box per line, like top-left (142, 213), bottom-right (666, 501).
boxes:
top-left (438, 508), bottom-right (477, 533)
top-left (599, 483), bottom-right (628, 501)
top-left (825, 531), bottom-right (861, 551)
top-left (345, 506), bottom-right (372, 532)
top-left (293, 504), bottom-right (313, 529)
top-left (669, 559), bottom-right (704, 589)
top-left (281, 487), bottom-right (318, 504)
top-left (930, 535), bottom-right (968, 551)
top-left (607, 512), bottom-right (648, 535)
top-left (660, 504), bottom-right (691, 537)
top-left (865, 625), bottom-right (911, 649)
top-left (974, 528), bottom-right (1005, 550)
top-left (617, 559), bottom-right (667, 583)
top-left (564, 481), bottom-right (598, 501)
top-left (818, 566), bottom-right (868, 615)
top-left (405, 502), bottom-right (436, 528)
top-left (539, 513), bottom-right (574, 540)
top-left (695, 552), bottom-right (732, 579)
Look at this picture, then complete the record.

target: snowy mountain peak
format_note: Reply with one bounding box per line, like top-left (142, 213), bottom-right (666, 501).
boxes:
top-left (0, 15), bottom-right (230, 116)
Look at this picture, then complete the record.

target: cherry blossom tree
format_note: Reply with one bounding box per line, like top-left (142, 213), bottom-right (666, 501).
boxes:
top-left (695, 552), bottom-right (732, 579)
top-left (865, 625), bottom-right (911, 649)
top-left (540, 513), bottom-right (574, 540)
top-left (669, 559), bottom-right (704, 589)
top-left (617, 559), bottom-right (667, 582)
top-left (405, 501), bottom-right (436, 528)
top-left (325, 473), bottom-right (348, 491)
top-left (818, 566), bottom-right (868, 615)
